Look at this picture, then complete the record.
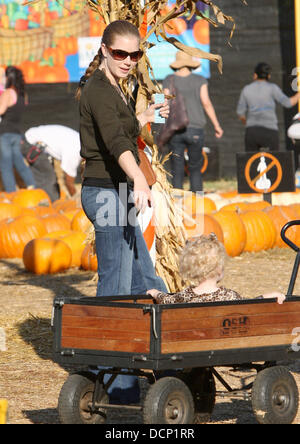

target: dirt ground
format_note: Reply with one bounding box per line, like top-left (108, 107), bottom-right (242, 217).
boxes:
top-left (1, 248), bottom-right (300, 424)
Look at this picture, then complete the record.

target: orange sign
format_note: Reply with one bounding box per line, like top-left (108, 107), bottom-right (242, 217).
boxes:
top-left (245, 152), bottom-right (283, 194)
top-left (201, 149), bottom-right (208, 173)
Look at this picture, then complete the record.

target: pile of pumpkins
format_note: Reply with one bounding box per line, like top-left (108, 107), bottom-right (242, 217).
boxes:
top-left (0, 187), bottom-right (300, 275)
top-left (0, 188), bottom-right (96, 275)
top-left (173, 188), bottom-right (300, 258)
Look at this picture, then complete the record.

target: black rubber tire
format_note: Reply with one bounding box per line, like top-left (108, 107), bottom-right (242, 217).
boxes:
top-left (143, 377), bottom-right (195, 424)
top-left (252, 366), bottom-right (299, 424)
top-left (58, 372), bottom-right (108, 424)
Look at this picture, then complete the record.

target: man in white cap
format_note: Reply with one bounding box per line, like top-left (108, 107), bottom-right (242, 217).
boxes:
top-left (161, 50), bottom-right (223, 192)
top-left (22, 124), bottom-right (82, 201)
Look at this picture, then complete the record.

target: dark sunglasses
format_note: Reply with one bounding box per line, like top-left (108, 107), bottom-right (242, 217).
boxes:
top-left (107, 46), bottom-right (143, 62)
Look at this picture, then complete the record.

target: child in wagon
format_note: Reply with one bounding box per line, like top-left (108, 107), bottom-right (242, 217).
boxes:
top-left (147, 233), bottom-right (286, 305)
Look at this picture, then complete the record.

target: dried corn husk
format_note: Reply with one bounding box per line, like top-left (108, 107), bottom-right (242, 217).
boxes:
top-left (151, 147), bottom-right (187, 292)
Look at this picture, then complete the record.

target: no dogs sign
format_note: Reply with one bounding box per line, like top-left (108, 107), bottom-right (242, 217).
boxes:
top-left (236, 151), bottom-right (295, 194)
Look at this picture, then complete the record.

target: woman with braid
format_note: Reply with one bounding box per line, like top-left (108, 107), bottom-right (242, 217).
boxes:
top-left (76, 20), bottom-right (169, 404)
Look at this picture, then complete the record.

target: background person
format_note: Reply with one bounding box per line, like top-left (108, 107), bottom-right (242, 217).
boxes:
top-left (162, 50), bottom-right (223, 192)
top-left (23, 125), bottom-right (82, 200)
top-left (237, 62), bottom-right (300, 152)
top-left (0, 66), bottom-right (35, 192)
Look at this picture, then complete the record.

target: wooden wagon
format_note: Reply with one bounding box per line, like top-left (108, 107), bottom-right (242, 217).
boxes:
top-left (52, 222), bottom-right (300, 424)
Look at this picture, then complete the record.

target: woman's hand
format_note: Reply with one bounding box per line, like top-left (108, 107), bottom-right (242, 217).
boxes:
top-left (137, 98), bottom-right (169, 128)
top-left (118, 151), bottom-right (153, 213)
top-left (133, 173), bottom-right (153, 213)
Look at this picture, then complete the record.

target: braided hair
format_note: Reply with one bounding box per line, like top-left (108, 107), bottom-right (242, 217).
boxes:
top-left (76, 20), bottom-right (140, 100)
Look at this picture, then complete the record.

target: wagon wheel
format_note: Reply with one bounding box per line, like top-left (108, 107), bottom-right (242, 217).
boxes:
top-left (143, 377), bottom-right (195, 424)
top-left (252, 366), bottom-right (299, 424)
top-left (180, 368), bottom-right (216, 423)
top-left (58, 372), bottom-right (109, 424)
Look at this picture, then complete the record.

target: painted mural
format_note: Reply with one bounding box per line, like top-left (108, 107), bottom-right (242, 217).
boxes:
top-left (0, 0), bottom-right (210, 83)
top-left (148, 0), bottom-right (210, 79)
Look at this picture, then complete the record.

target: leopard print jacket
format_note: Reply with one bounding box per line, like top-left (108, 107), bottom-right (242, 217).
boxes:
top-left (155, 286), bottom-right (242, 305)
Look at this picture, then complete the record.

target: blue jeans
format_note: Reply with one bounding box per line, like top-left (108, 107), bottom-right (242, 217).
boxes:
top-left (168, 127), bottom-right (205, 192)
top-left (81, 185), bottom-right (167, 297)
top-left (0, 133), bottom-right (35, 192)
top-left (81, 185), bottom-right (167, 403)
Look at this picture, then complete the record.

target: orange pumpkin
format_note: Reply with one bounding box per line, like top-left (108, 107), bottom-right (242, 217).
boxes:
top-left (0, 191), bottom-right (13, 203)
top-left (81, 244), bottom-right (98, 272)
top-left (45, 229), bottom-right (73, 237)
top-left (240, 211), bottom-right (276, 252)
top-left (263, 205), bottom-right (300, 248)
top-left (34, 205), bottom-right (57, 217)
top-left (71, 209), bottom-right (92, 233)
top-left (184, 213), bottom-right (224, 241)
top-left (39, 213), bottom-right (71, 233)
top-left (23, 238), bottom-right (72, 274)
top-left (220, 200), bottom-right (271, 213)
top-left (64, 209), bottom-right (81, 221)
top-left (289, 203), bottom-right (300, 218)
top-left (183, 194), bottom-right (217, 215)
top-left (245, 201), bottom-right (272, 211)
top-left (53, 199), bottom-right (79, 213)
top-left (213, 210), bottom-right (247, 257)
top-left (0, 203), bottom-right (23, 222)
top-left (220, 202), bottom-right (249, 213)
top-left (12, 189), bottom-right (51, 208)
top-left (58, 231), bottom-right (87, 267)
top-left (45, 230), bottom-right (87, 267)
top-left (0, 215), bottom-right (47, 258)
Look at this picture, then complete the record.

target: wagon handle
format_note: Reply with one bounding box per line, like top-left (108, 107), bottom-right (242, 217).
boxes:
top-left (281, 220), bottom-right (300, 298)
top-left (281, 220), bottom-right (300, 252)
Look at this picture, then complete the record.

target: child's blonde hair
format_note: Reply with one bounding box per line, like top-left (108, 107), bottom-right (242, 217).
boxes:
top-left (179, 233), bottom-right (226, 286)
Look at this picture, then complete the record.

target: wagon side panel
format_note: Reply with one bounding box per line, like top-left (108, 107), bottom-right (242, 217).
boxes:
top-left (160, 301), bottom-right (300, 354)
top-left (60, 304), bottom-right (151, 354)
